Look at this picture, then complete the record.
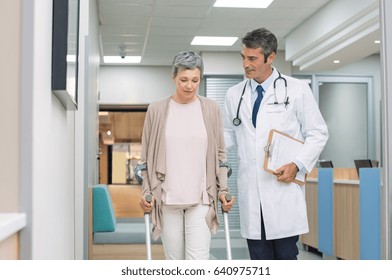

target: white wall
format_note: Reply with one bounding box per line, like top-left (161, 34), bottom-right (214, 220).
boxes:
top-left (99, 51), bottom-right (292, 104)
top-left (202, 51), bottom-right (292, 76)
top-left (201, 52), bottom-right (243, 75)
top-left (74, 0), bottom-right (100, 260)
top-left (99, 66), bottom-right (173, 104)
top-left (19, 0), bottom-right (98, 259)
top-left (31, 0), bottom-right (75, 259)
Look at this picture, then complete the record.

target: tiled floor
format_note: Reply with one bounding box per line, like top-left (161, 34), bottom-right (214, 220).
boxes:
top-left (298, 245), bottom-right (323, 260)
top-left (209, 231), bottom-right (323, 260)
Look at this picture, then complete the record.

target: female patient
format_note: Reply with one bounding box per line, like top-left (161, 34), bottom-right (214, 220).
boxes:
top-left (139, 51), bottom-right (234, 260)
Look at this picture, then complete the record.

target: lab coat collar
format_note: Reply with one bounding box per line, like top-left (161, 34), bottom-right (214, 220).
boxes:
top-left (250, 68), bottom-right (277, 93)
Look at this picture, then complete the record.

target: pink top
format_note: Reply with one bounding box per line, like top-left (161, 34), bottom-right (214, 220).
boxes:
top-left (163, 98), bottom-right (208, 206)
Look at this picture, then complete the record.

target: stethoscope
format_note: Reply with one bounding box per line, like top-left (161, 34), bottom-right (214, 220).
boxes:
top-left (233, 70), bottom-right (289, 126)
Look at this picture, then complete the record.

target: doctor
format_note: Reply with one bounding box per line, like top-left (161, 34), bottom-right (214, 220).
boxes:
top-left (224, 28), bottom-right (328, 260)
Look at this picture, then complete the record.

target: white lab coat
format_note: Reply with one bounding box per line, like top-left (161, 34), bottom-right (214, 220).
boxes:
top-left (223, 70), bottom-right (328, 240)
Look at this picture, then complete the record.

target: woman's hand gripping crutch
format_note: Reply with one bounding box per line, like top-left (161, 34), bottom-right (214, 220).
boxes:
top-left (140, 194), bottom-right (154, 260)
top-left (220, 193), bottom-right (234, 260)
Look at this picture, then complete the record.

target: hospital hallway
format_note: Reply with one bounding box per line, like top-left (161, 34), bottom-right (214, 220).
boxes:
top-left (3, 0), bottom-right (392, 268)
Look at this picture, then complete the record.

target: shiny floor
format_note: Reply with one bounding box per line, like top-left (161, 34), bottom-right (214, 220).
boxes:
top-left (209, 231), bottom-right (323, 260)
top-left (298, 244), bottom-right (323, 260)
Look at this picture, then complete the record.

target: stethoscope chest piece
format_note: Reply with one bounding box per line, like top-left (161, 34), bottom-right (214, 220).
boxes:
top-left (233, 117), bottom-right (241, 126)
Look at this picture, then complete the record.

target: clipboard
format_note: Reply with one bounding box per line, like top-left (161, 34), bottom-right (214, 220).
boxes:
top-left (263, 129), bottom-right (306, 185)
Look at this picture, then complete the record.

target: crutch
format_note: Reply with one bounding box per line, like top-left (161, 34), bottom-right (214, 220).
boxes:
top-left (134, 164), bottom-right (153, 260)
top-left (144, 194), bottom-right (152, 260)
top-left (223, 193), bottom-right (232, 260)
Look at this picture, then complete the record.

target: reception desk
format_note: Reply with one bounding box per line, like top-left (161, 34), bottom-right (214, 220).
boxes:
top-left (301, 168), bottom-right (381, 260)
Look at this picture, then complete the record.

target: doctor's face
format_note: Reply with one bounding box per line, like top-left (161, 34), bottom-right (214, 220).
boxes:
top-left (172, 68), bottom-right (201, 103)
top-left (241, 47), bottom-right (275, 84)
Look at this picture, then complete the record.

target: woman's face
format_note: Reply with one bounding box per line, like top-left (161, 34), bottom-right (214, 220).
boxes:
top-left (172, 68), bottom-right (201, 103)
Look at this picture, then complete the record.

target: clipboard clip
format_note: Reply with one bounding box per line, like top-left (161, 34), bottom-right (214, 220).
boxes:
top-left (264, 142), bottom-right (274, 159)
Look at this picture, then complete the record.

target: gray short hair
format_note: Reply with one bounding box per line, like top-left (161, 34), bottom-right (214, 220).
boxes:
top-left (242, 28), bottom-right (278, 63)
top-left (171, 51), bottom-right (204, 79)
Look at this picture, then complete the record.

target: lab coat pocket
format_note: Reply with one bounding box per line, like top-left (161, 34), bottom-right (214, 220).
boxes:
top-left (265, 104), bottom-right (297, 134)
top-left (266, 104), bottom-right (286, 113)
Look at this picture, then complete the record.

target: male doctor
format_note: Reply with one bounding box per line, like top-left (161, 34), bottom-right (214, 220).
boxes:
top-left (223, 28), bottom-right (329, 260)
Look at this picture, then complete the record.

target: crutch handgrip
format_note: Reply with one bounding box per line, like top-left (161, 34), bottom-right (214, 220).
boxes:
top-left (145, 194), bottom-right (152, 207)
top-left (144, 194), bottom-right (152, 260)
top-left (222, 193), bottom-right (232, 213)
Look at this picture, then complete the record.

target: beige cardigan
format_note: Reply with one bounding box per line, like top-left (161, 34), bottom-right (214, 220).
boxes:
top-left (141, 95), bottom-right (229, 240)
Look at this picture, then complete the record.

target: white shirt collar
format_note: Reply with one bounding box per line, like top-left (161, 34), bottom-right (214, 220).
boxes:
top-left (250, 68), bottom-right (277, 94)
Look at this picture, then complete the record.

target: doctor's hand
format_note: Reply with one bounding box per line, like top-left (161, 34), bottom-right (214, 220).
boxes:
top-left (139, 194), bottom-right (155, 213)
top-left (220, 194), bottom-right (235, 212)
top-left (273, 162), bottom-right (299, 184)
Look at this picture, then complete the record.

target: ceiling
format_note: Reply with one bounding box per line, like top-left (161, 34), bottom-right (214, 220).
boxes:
top-left (96, 0), bottom-right (332, 65)
top-left (96, 0), bottom-right (380, 71)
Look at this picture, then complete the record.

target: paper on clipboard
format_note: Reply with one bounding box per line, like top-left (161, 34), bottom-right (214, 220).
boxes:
top-left (263, 129), bottom-right (306, 185)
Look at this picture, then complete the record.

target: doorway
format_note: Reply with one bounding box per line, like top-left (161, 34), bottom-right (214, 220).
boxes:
top-left (313, 76), bottom-right (376, 168)
top-left (98, 105), bottom-right (147, 218)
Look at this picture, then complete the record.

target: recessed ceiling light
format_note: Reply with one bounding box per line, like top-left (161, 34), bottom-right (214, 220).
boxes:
top-left (214, 0), bottom-right (274, 8)
top-left (374, 40), bottom-right (380, 44)
top-left (333, 60), bottom-right (340, 64)
top-left (103, 56), bottom-right (141, 64)
top-left (191, 36), bottom-right (238, 46)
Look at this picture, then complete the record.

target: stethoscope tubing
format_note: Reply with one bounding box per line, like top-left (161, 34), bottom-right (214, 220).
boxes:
top-left (232, 70), bottom-right (287, 126)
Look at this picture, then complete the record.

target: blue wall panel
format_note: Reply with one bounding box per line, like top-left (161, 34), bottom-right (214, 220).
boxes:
top-left (318, 168), bottom-right (334, 256)
top-left (359, 168), bottom-right (381, 260)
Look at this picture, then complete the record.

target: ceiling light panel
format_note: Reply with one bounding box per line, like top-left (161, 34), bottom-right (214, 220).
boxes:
top-left (214, 0), bottom-right (274, 9)
top-left (191, 36), bottom-right (238, 46)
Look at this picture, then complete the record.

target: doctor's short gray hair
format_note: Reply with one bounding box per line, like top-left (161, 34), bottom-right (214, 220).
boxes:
top-left (242, 28), bottom-right (278, 63)
top-left (171, 51), bottom-right (204, 79)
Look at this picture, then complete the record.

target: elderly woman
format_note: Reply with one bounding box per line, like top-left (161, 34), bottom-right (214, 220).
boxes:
top-left (139, 51), bottom-right (234, 260)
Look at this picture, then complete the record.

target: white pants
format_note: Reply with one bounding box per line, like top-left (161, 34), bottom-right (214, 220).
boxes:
top-left (160, 203), bottom-right (211, 260)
